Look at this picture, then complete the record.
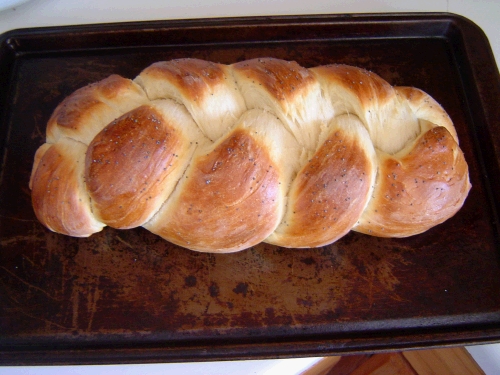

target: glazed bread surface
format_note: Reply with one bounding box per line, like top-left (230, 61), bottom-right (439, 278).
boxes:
top-left (29, 58), bottom-right (471, 252)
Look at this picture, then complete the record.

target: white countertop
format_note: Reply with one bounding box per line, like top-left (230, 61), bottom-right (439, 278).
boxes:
top-left (1, 0), bottom-right (499, 374)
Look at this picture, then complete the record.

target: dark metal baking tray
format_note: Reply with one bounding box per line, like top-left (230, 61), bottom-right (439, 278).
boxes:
top-left (1, 12), bottom-right (500, 365)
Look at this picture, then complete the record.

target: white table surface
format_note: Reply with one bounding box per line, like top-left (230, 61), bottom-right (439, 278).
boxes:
top-left (1, 0), bottom-right (499, 374)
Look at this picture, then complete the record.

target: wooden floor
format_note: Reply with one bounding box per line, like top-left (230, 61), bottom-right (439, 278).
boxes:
top-left (301, 347), bottom-right (485, 375)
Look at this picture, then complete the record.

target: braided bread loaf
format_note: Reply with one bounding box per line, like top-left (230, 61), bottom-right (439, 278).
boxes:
top-left (29, 58), bottom-right (471, 253)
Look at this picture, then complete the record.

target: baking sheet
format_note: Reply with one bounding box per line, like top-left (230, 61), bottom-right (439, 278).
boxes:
top-left (1, 12), bottom-right (500, 365)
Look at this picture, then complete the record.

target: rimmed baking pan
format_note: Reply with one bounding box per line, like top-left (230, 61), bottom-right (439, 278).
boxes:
top-left (1, 12), bottom-right (500, 365)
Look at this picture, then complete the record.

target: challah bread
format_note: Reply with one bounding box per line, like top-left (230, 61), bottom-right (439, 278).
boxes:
top-left (29, 57), bottom-right (471, 253)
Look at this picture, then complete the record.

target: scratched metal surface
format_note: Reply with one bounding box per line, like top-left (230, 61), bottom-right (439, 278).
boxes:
top-left (1, 14), bottom-right (500, 364)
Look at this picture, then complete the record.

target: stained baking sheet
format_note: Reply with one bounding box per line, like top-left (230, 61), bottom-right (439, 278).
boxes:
top-left (1, 12), bottom-right (500, 365)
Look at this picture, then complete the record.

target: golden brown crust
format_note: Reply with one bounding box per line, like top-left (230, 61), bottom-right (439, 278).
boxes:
top-left (85, 104), bottom-right (184, 229)
top-left (29, 143), bottom-right (52, 190)
top-left (355, 126), bottom-right (471, 237)
top-left (46, 88), bottom-right (113, 144)
top-left (146, 128), bottom-right (281, 253)
top-left (30, 138), bottom-right (104, 237)
top-left (46, 74), bottom-right (148, 145)
top-left (396, 86), bottom-right (458, 142)
top-left (232, 58), bottom-right (316, 104)
top-left (311, 64), bottom-right (419, 155)
top-left (311, 64), bottom-right (394, 109)
top-left (135, 59), bottom-right (247, 141)
top-left (138, 59), bottom-right (228, 103)
top-left (268, 116), bottom-right (376, 248)
top-left (231, 58), bottom-right (333, 151)
top-left (30, 58), bottom-right (472, 252)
